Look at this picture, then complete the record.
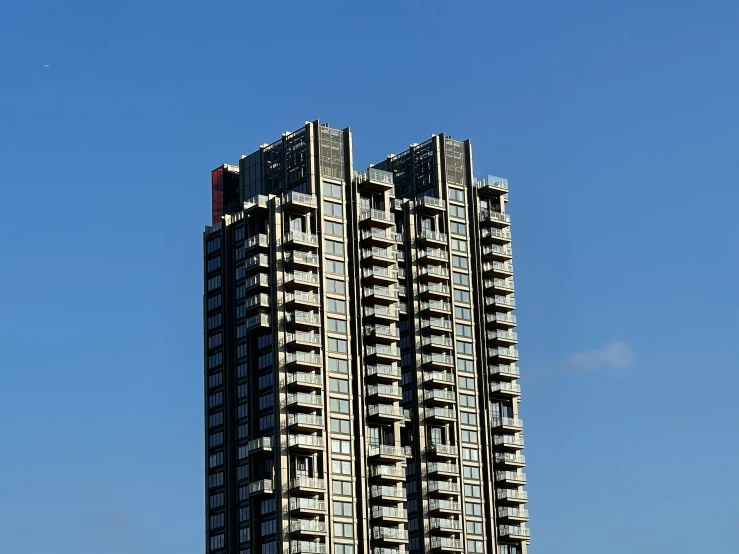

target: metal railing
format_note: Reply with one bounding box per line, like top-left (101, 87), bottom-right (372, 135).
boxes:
top-left (422, 336), bottom-right (454, 348)
top-left (286, 290), bottom-right (320, 304)
top-left (285, 230), bottom-right (319, 245)
top-left (366, 364), bottom-right (401, 378)
top-left (430, 537), bottom-right (463, 549)
top-left (487, 313), bottom-right (517, 325)
top-left (370, 485), bottom-right (406, 499)
top-left (364, 306), bottom-right (398, 318)
top-left (288, 435), bottom-right (325, 449)
top-left (488, 330), bottom-right (518, 341)
top-left (286, 310), bottom-right (319, 325)
top-left (287, 393), bottom-right (323, 406)
top-left (419, 229), bottom-right (448, 242)
top-left (427, 443), bottom-right (458, 456)
top-left (286, 352), bottom-right (321, 366)
top-left (425, 407), bottom-right (457, 420)
top-left (475, 175), bottom-right (509, 191)
top-left (360, 209), bottom-right (393, 222)
top-left (368, 445), bottom-right (406, 458)
top-left (363, 247), bottom-right (395, 260)
top-left (290, 497), bottom-right (326, 511)
top-left (373, 527), bottom-right (409, 540)
top-left (483, 261), bottom-right (514, 274)
top-left (481, 227), bottom-right (512, 241)
top-left (284, 191), bottom-right (317, 207)
top-left (286, 251), bottom-right (319, 265)
top-left (368, 405), bottom-right (405, 418)
top-left (286, 331), bottom-right (321, 344)
top-left (420, 265), bottom-right (450, 278)
top-left (496, 470), bottom-right (527, 482)
top-left (288, 414), bottom-right (324, 427)
top-left (355, 167), bottom-right (394, 185)
top-left (494, 434), bottom-right (525, 447)
top-left (365, 324), bottom-right (400, 338)
top-left (430, 517), bottom-right (462, 530)
top-left (363, 266), bottom-right (397, 280)
top-left (480, 208), bottom-right (511, 224)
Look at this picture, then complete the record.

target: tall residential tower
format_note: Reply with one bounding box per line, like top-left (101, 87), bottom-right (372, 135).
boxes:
top-left (203, 121), bottom-right (529, 554)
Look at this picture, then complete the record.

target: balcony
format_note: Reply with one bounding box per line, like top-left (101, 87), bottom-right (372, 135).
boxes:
top-left (245, 292), bottom-right (270, 313)
top-left (430, 517), bottom-right (462, 534)
top-left (424, 371), bottom-right (455, 388)
top-left (244, 253), bottom-right (270, 274)
top-left (492, 416), bottom-right (524, 432)
top-left (397, 302), bottom-right (407, 314)
top-left (427, 463), bottom-right (459, 477)
top-left (485, 295), bottom-right (516, 312)
top-left (490, 381), bottom-right (522, 398)
top-left (371, 506), bottom-right (408, 523)
top-left (286, 392), bottom-right (324, 412)
top-left (248, 479), bottom-right (273, 495)
top-left (290, 540), bottom-right (327, 554)
top-left (283, 191), bottom-right (318, 213)
top-left (422, 336), bottom-right (454, 352)
top-left (290, 476), bottom-right (326, 495)
top-left (480, 208), bottom-right (511, 228)
top-left (482, 244), bottom-right (513, 261)
top-left (360, 209), bottom-right (395, 229)
top-left (286, 310), bottom-right (320, 330)
top-left (285, 331), bottom-right (321, 351)
top-left (424, 407), bottom-right (457, 422)
top-left (364, 305), bottom-right (399, 322)
top-left (416, 196), bottom-right (446, 212)
top-left (429, 481), bottom-right (461, 497)
top-left (368, 404), bottom-right (405, 422)
top-left (496, 489), bottom-right (529, 505)
top-left (365, 324), bottom-right (400, 344)
top-left (496, 470), bottom-right (527, 486)
top-left (361, 227), bottom-right (400, 247)
top-left (486, 312), bottom-right (517, 329)
top-left (480, 227), bottom-right (512, 244)
top-left (245, 313), bottom-right (270, 331)
top-left (372, 527), bottom-right (409, 544)
top-left (247, 436), bottom-right (273, 454)
top-left (418, 229), bottom-right (448, 245)
top-left (289, 519), bottom-right (327, 537)
top-left (366, 364), bottom-right (402, 383)
top-left (494, 434), bottom-right (525, 451)
top-left (430, 537), bottom-right (464, 552)
top-left (244, 273), bottom-right (269, 291)
top-left (499, 525), bottom-right (531, 540)
top-left (285, 251), bottom-right (319, 270)
top-left (423, 353), bottom-right (454, 369)
top-left (288, 434), bottom-right (325, 453)
top-left (286, 352), bottom-right (322, 371)
top-left (420, 300), bottom-right (451, 315)
top-left (487, 330), bottom-right (518, 345)
top-left (243, 194), bottom-right (269, 213)
top-left (367, 384), bottom-right (402, 402)
top-left (483, 261), bottom-right (514, 278)
top-left (475, 175), bottom-right (509, 196)
top-left (421, 318), bottom-right (453, 334)
top-left (356, 167), bottom-right (394, 192)
top-left (363, 286), bottom-right (399, 305)
top-left (363, 247), bottom-right (397, 267)
top-left (366, 344), bottom-right (401, 362)
top-left (490, 364), bottom-right (520, 381)
top-left (369, 464), bottom-right (407, 482)
top-left (495, 453), bottom-right (526, 469)
top-left (290, 497), bottom-right (326, 515)
top-left (484, 278), bottom-right (515, 294)
top-left (498, 507), bottom-right (529, 523)
top-left (285, 290), bottom-right (320, 309)
top-left (418, 248), bottom-right (449, 264)
top-left (424, 389), bottom-right (456, 406)
top-left (426, 443), bottom-right (458, 459)
top-left (370, 485), bottom-right (406, 503)
top-left (284, 230), bottom-right (319, 250)
top-left (419, 283), bottom-right (450, 298)
top-left (285, 271), bottom-right (319, 291)
top-left (288, 413), bottom-right (324, 432)
top-left (419, 265), bottom-right (450, 282)
top-left (429, 499), bottom-right (461, 515)
top-left (363, 266), bottom-right (398, 284)
top-left (368, 445), bottom-right (408, 463)
top-left (244, 233), bottom-right (269, 252)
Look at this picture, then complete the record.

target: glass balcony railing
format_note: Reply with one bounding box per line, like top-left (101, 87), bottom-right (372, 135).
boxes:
top-left (492, 416), bottom-right (524, 428)
top-left (248, 479), bottom-right (272, 494)
top-left (417, 196), bottom-right (446, 209)
top-left (368, 405), bottom-right (405, 418)
top-left (429, 499), bottom-right (461, 512)
top-left (290, 540), bottom-right (327, 554)
top-left (496, 489), bottom-right (529, 501)
top-left (370, 464), bottom-right (406, 478)
top-left (284, 191), bottom-right (317, 207)
top-left (287, 311), bottom-right (319, 325)
top-left (421, 318), bottom-right (453, 330)
top-left (366, 345), bottom-right (400, 357)
top-left (373, 527), bottom-right (409, 540)
top-left (287, 372), bottom-right (322, 386)
top-left (475, 175), bottom-right (509, 191)
top-left (287, 393), bottom-right (323, 406)
top-left (288, 435), bottom-right (325, 449)
top-left (423, 354), bottom-right (454, 365)
top-left (495, 453), bottom-right (526, 465)
top-left (371, 485), bottom-right (406, 499)
top-left (290, 497), bottom-right (326, 511)
top-left (424, 371), bottom-right (455, 383)
top-left (424, 390), bottom-right (456, 402)
top-left (286, 290), bottom-right (320, 304)
top-left (285, 230), bottom-right (319, 245)
top-left (286, 331), bottom-right (321, 344)
top-left (425, 407), bottom-right (457, 420)
top-left (420, 248), bottom-right (449, 260)
top-left (355, 167), bottom-right (394, 186)
top-left (498, 507), bottom-right (529, 519)
top-left (419, 229), bottom-right (448, 242)
top-left (245, 233), bottom-right (269, 249)
top-left (286, 352), bottom-right (321, 366)
top-left (430, 537), bottom-right (463, 549)
top-left (481, 227), bottom-right (512, 241)
top-left (421, 300), bottom-right (451, 312)
top-left (290, 476), bottom-right (326, 490)
top-left (289, 520), bottom-right (326, 533)
top-left (372, 506), bottom-right (408, 519)
top-left (248, 436), bottom-right (272, 451)
top-left (364, 286), bottom-right (399, 299)
top-left (366, 364), bottom-right (401, 378)
top-left (427, 443), bottom-right (458, 456)
top-left (494, 434), bottom-right (525, 447)
top-left (422, 336), bottom-right (454, 348)
top-left (496, 470), bottom-right (527, 482)
top-left (430, 517), bottom-right (462, 530)
top-left (286, 251), bottom-right (319, 265)
top-left (428, 463), bottom-right (459, 474)
top-left (420, 283), bottom-right (451, 295)
top-left (499, 525), bottom-right (530, 538)
top-left (286, 270), bottom-right (319, 285)
top-left (365, 305), bottom-right (399, 318)
top-left (367, 385), bottom-right (402, 398)
top-left (363, 266), bottom-right (398, 279)
top-left (491, 381), bottom-right (522, 394)
top-left (288, 413), bottom-right (324, 428)
top-left (243, 194), bottom-right (269, 210)
top-left (360, 209), bottom-right (393, 222)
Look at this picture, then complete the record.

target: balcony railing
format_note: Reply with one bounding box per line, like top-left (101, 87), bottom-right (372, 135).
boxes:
top-left (367, 384), bottom-right (402, 398)
top-left (425, 407), bottom-right (457, 420)
top-left (422, 336), bottom-right (454, 349)
top-left (363, 247), bottom-right (395, 260)
top-left (420, 248), bottom-right (449, 261)
top-left (370, 485), bottom-right (406, 499)
top-left (355, 167), bottom-right (394, 186)
top-left (245, 233), bottom-right (269, 249)
top-left (487, 313), bottom-right (517, 325)
top-left (481, 227), bottom-right (512, 241)
top-left (286, 331), bottom-right (321, 345)
top-left (363, 267), bottom-right (398, 279)
top-left (430, 518), bottom-right (462, 531)
top-left (427, 443), bottom-right (458, 456)
top-left (365, 305), bottom-right (399, 318)
top-left (366, 364), bottom-right (401, 378)
top-left (421, 318), bottom-right (453, 330)
top-left (499, 507), bottom-right (529, 519)
top-left (430, 537), bottom-right (463, 550)
top-left (286, 270), bottom-right (319, 285)
top-left (417, 196), bottom-right (446, 209)
top-left (248, 479), bottom-right (273, 494)
top-left (290, 540), bottom-right (327, 554)
top-left (373, 527), bottom-right (409, 540)
top-left (364, 286), bottom-right (399, 299)
top-left (424, 390), bottom-right (456, 402)
top-left (496, 489), bottom-right (529, 501)
top-left (286, 251), bottom-right (319, 265)
top-left (286, 352), bottom-right (322, 366)
top-left (429, 481), bottom-right (460, 493)
top-left (485, 295), bottom-right (516, 308)
top-left (420, 283), bottom-right (450, 295)
top-left (290, 497), bottom-right (326, 511)
top-left (421, 300), bottom-right (451, 312)
top-left (285, 230), bottom-right (319, 245)
top-left (480, 209), bottom-right (511, 225)
top-left (289, 435), bottom-right (325, 449)
top-left (368, 405), bottom-right (405, 418)
top-left (288, 413), bottom-right (324, 428)
top-left (425, 371), bottom-right (455, 384)
top-left (284, 191), bottom-right (317, 207)
top-left (244, 274), bottom-right (269, 288)
top-left (492, 416), bottom-right (524, 429)
top-left (491, 382), bottom-right (522, 395)
top-left (365, 325), bottom-right (400, 338)
top-left (494, 435), bottom-right (525, 447)
top-left (289, 519), bottom-right (327, 534)
top-left (495, 453), bottom-right (526, 465)
top-left (496, 470), bottom-right (527, 482)
top-left (419, 229), bottom-right (448, 242)
top-left (286, 372), bottom-right (322, 387)
top-left (245, 313), bottom-right (270, 329)
top-left (423, 354), bottom-right (454, 365)
top-left (372, 506), bottom-right (408, 519)
top-left (286, 290), bottom-right (320, 304)
top-left (244, 194), bottom-right (269, 210)
top-left (286, 311), bottom-right (319, 325)
top-left (420, 266), bottom-right (450, 278)
top-left (488, 330), bottom-right (518, 342)
top-left (429, 499), bottom-right (461, 512)
top-left (475, 175), bottom-right (509, 192)
top-left (287, 393), bottom-right (324, 406)
top-left (482, 245), bottom-right (513, 258)
top-left (290, 476), bottom-right (326, 490)
top-left (248, 436), bottom-right (272, 451)
top-left (366, 345), bottom-right (400, 357)
top-left (370, 464), bottom-right (406, 478)
top-left (360, 209), bottom-right (393, 222)
top-left (499, 525), bottom-right (530, 538)
top-left (428, 463), bottom-right (459, 474)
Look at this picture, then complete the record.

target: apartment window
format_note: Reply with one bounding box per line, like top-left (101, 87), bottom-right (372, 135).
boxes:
top-left (209, 432), bottom-right (224, 448)
top-left (460, 411), bottom-right (477, 426)
top-left (333, 500), bottom-right (353, 517)
top-left (208, 392), bottom-right (223, 408)
top-left (234, 265), bottom-right (245, 280)
top-left (467, 521), bottom-right (483, 535)
top-left (239, 528), bottom-right (249, 544)
top-left (209, 412), bottom-right (223, 428)
top-left (259, 414), bottom-right (273, 431)
top-left (330, 377), bottom-right (349, 394)
top-left (208, 333), bottom-right (222, 349)
top-left (236, 324), bottom-right (247, 339)
top-left (207, 237), bottom-right (221, 254)
top-left (258, 334), bottom-right (272, 349)
top-left (326, 278), bottom-right (346, 295)
top-left (464, 483), bottom-right (482, 498)
top-left (210, 513), bottom-right (225, 530)
top-left (237, 403), bottom-right (248, 419)
top-left (258, 373), bottom-right (273, 390)
top-left (327, 298), bottom-right (346, 314)
top-left (332, 480), bottom-right (353, 496)
top-left (238, 464), bottom-right (249, 480)
top-left (452, 255), bottom-right (469, 269)
top-left (326, 259), bottom-right (345, 275)
top-left (238, 423), bottom-right (249, 439)
top-left (454, 289), bottom-right (470, 303)
top-left (453, 272), bottom-right (470, 287)
top-left (451, 238), bottom-right (467, 252)
top-left (323, 181), bottom-right (342, 199)
top-left (335, 546), bottom-right (354, 554)
top-left (455, 306), bottom-right (471, 320)
top-left (448, 187), bottom-right (465, 203)
top-left (258, 393), bottom-right (274, 410)
top-left (261, 498), bottom-right (276, 514)
top-left (464, 465), bottom-right (480, 480)
top-left (323, 200), bottom-right (343, 218)
top-left (460, 394), bottom-right (476, 408)
top-left (207, 313), bottom-right (222, 329)
top-left (327, 317), bottom-right (347, 334)
top-left (235, 284), bottom-right (246, 299)
top-left (233, 246), bottom-right (245, 261)
top-left (334, 522), bottom-right (354, 538)
top-left (456, 323), bottom-right (472, 337)
top-left (325, 239), bottom-right (345, 256)
top-left (208, 372), bottom-right (223, 389)
top-left (330, 397), bottom-right (350, 413)
top-left (209, 493), bottom-right (225, 508)
top-left (328, 337), bottom-right (348, 353)
top-left (332, 459), bottom-right (352, 475)
top-left (462, 448), bottom-right (480, 462)
top-left (450, 221), bottom-right (467, 235)
top-left (329, 357), bottom-right (348, 374)
top-left (210, 533), bottom-right (225, 550)
top-left (467, 539), bottom-right (484, 552)
top-left (261, 520), bottom-right (276, 536)
top-left (238, 384), bottom-right (249, 399)
top-left (208, 352), bottom-right (223, 369)
top-left (261, 542), bottom-right (276, 554)
top-left (238, 445), bottom-right (248, 460)
top-left (239, 506), bottom-right (250, 522)
top-left (459, 376), bottom-right (475, 390)
top-left (207, 256), bottom-right (221, 273)
top-left (458, 358), bottom-right (474, 373)
top-left (456, 341), bottom-right (473, 355)
top-left (449, 204), bottom-right (466, 219)
top-left (233, 226), bottom-right (244, 242)
top-left (465, 501), bottom-right (482, 516)
top-left (258, 353), bottom-right (273, 369)
top-left (207, 275), bottom-right (221, 292)
top-left (325, 221), bottom-right (344, 237)
top-left (208, 472), bottom-right (224, 488)
top-left (236, 344), bottom-right (247, 359)
top-left (462, 430), bottom-right (478, 443)
top-left (331, 439), bottom-right (351, 455)
top-left (209, 452), bottom-right (223, 468)
top-left (500, 546), bottom-right (521, 554)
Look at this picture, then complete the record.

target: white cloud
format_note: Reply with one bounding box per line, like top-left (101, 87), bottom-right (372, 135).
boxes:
top-left (566, 341), bottom-right (635, 372)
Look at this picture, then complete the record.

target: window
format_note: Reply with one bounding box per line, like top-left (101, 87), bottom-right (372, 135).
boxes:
top-left (261, 542), bottom-right (276, 554)
top-left (464, 483), bottom-right (482, 497)
top-left (261, 498), bottom-right (276, 514)
top-left (210, 533), bottom-right (225, 550)
top-left (449, 204), bottom-right (466, 219)
top-left (458, 358), bottom-right (474, 373)
top-left (258, 393), bottom-right (274, 410)
top-left (327, 278), bottom-right (346, 295)
top-left (233, 246), bottom-right (245, 261)
top-left (259, 414), bottom-right (274, 430)
top-left (261, 520), bottom-right (276, 536)
top-left (239, 506), bottom-right (249, 522)
top-left (323, 181), bottom-right (342, 199)
top-left (467, 539), bottom-right (484, 552)
top-left (207, 275), bottom-right (221, 292)
top-left (452, 255), bottom-right (469, 270)
top-left (465, 501), bottom-right (482, 516)
top-left (462, 430), bottom-right (478, 443)
top-left (239, 528), bottom-right (249, 544)
top-left (329, 358), bottom-right (348, 374)
top-left (453, 271), bottom-right (470, 287)
top-left (454, 289), bottom-right (470, 303)
top-left (208, 471), bottom-right (224, 487)
top-left (208, 333), bottom-right (222, 349)
top-left (328, 337), bottom-right (348, 353)
top-left (207, 237), bottom-right (221, 254)
top-left (460, 411), bottom-right (477, 426)
top-left (238, 464), bottom-right (249, 480)
top-left (208, 392), bottom-right (223, 408)
top-left (330, 397), bottom-right (350, 413)
top-left (233, 227), bottom-right (244, 242)
top-left (258, 353), bottom-right (273, 369)
top-left (456, 340), bottom-right (473, 355)
top-left (328, 317), bottom-right (347, 334)
top-left (209, 412), bottom-right (223, 428)
top-left (234, 264), bottom-right (245, 280)
top-left (208, 372), bottom-right (223, 388)
top-left (331, 439), bottom-right (351, 455)
top-left (460, 394), bottom-right (476, 408)
top-left (463, 448), bottom-right (480, 462)
top-left (238, 423), bottom-right (248, 439)
top-left (208, 352), bottom-right (223, 369)
top-left (258, 334), bottom-right (272, 349)
top-left (448, 187), bottom-right (465, 203)
top-left (209, 452), bottom-right (223, 468)
top-left (333, 500), bottom-right (353, 517)
top-left (459, 376), bottom-right (475, 390)
top-left (207, 294), bottom-right (222, 311)
top-left (235, 284), bottom-right (246, 299)
top-left (207, 256), bottom-right (221, 273)
top-left (450, 221), bottom-right (467, 236)
top-left (326, 259), bottom-right (345, 275)
top-left (237, 403), bottom-right (248, 419)
top-left (332, 480), bottom-right (353, 496)
top-left (334, 522), bottom-right (354, 538)
top-left (327, 298), bottom-right (346, 314)
top-left (451, 238), bottom-right (467, 252)
top-left (467, 521), bottom-right (483, 535)
top-left (236, 344), bottom-right (247, 359)
top-left (500, 546), bottom-right (521, 554)
top-left (335, 546), bottom-right (354, 554)
top-left (456, 323), bottom-right (472, 337)
top-left (323, 200), bottom-right (343, 218)
top-left (208, 313), bottom-right (222, 329)
top-left (332, 459), bottom-right (352, 475)
top-left (209, 493), bottom-right (224, 508)
top-left (330, 378), bottom-right (349, 394)
top-left (210, 513), bottom-right (225, 529)
top-left (455, 306), bottom-right (471, 320)
top-left (325, 221), bottom-right (344, 237)
top-left (325, 239), bottom-right (345, 257)
top-left (209, 432), bottom-right (224, 448)
top-left (238, 384), bottom-right (248, 399)
top-left (258, 373), bottom-right (273, 390)
top-left (464, 465), bottom-right (480, 479)
top-left (238, 445), bottom-right (248, 460)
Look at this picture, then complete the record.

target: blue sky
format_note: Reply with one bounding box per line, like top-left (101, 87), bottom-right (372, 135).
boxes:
top-left (1, 0), bottom-right (738, 552)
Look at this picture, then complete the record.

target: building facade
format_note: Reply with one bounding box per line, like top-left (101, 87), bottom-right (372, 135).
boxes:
top-left (203, 121), bottom-right (529, 554)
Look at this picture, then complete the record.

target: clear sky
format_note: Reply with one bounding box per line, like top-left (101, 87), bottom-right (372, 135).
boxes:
top-left (1, 1), bottom-right (738, 552)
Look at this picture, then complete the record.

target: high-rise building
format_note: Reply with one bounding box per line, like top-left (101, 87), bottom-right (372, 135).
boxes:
top-left (203, 121), bottom-right (529, 554)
